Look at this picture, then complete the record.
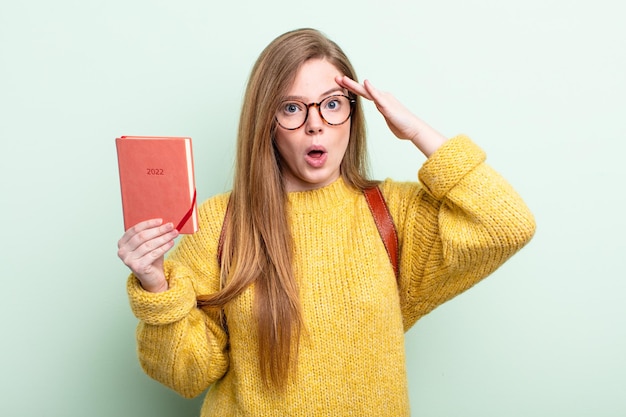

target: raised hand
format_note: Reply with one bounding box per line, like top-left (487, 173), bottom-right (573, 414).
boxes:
top-left (117, 219), bottom-right (179, 293)
top-left (335, 75), bottom-right (447, 157)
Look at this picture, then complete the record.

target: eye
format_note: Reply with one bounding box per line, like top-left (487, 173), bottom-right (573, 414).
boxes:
top-left (281, 101), bottom-right (303, 115)
top-left (323, 96), bottom-right (343, 111)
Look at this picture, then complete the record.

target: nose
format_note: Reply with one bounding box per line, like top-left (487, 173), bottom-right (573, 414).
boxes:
top-left (305, 104), bottom-right (324, 134)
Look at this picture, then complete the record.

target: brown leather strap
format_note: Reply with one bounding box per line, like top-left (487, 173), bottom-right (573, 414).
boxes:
top-left (363, 186), bottom-right (399, 280)
top-left (217, 186), bottom-right (399, 279)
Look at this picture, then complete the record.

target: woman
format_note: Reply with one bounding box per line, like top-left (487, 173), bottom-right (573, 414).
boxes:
top-left (117, 28), bottom-right (535, 416)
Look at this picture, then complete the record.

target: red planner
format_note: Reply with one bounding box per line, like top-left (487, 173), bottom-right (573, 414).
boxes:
top-left (115, 136), bottom-right (198, 234)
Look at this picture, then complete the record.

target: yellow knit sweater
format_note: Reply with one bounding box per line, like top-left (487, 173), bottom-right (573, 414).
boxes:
top-left (127, 135), bottom-right (535, 416)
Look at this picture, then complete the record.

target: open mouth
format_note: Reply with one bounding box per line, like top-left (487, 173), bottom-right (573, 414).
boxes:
top-left (305, 147), bottom-right (327, 167)
top-left (308, 149), bottom-right (325, 158)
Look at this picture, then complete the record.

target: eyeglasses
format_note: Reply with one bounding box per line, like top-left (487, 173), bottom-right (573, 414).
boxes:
top-left (275, 94), bottom-right (356, 130)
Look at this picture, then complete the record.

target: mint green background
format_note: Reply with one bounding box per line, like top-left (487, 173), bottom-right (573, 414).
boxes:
top-left (1, 1), bottom-right (624, 416)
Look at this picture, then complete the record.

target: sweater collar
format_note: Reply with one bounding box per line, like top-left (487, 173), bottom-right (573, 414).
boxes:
top-left (286, 177), bottom-right (359, 214)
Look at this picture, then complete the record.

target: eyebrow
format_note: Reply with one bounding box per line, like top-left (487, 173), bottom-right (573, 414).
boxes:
top-left (282, 87), bottom-right (346, 102)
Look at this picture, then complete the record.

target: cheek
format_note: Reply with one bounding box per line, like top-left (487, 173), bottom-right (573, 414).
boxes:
top-left (337, 125), bottom-right (351, 152)
top-left (273, 131), bottom-right (297, 161)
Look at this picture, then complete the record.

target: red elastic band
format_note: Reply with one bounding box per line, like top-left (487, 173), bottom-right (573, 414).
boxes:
top-left (176, 189), bottom-right (197, 232)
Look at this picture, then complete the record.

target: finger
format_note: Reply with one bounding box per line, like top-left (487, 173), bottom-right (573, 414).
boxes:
top-left (118, 228), bottom-right (177, 271)
top-left (341, 77), bottom-right (392, 113)
top-left (122, 220), bottom-right (174, 252)
top-left (118, 218), bottom-right (164, 248)
top-left (127, 223), bottom-right (178, 256)
top-left (362, 79), bottom-right (379, 99)
top-left (136, 238), bottom-right (175, 265)
top-left (362, 79), bottom-right (391, 109)
top-left (364, 80), bottom-right (410, 123)
top-left (118, 222), bottom-right (176, 264)
top-left (335, 75), bottom-right (373, 101)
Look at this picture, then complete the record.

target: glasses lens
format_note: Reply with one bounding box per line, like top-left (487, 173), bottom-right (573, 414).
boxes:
top-left (276, 101), bottom-right (307, 130)
top-left (320, 95), bottom-right (353, 125)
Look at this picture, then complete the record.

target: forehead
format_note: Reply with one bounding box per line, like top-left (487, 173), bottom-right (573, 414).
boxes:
top-left (285, 58), bottom-right (343, 100)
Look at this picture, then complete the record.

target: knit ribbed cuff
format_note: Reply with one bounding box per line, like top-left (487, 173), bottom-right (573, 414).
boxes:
top-left (126, 260), bottom-right (197, 326)
top-left (418, 135), bottom-right (486, 200)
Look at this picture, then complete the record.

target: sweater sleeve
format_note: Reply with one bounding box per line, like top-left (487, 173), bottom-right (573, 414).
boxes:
top-left (383, 135), bottom-right (536, 330)
top-left (126, 194), bottom-right (231, 398)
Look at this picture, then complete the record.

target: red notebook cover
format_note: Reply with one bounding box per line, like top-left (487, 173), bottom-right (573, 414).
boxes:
top-left (115, 136), bottom-right (198, 234)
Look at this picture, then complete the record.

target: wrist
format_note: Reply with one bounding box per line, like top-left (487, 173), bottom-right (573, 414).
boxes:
top-left (141, 278), bottom-right (169, 293)
top-left (410, 125), bottom-right (447, 158)
top-left (403, 116), bottom-right (446, 157)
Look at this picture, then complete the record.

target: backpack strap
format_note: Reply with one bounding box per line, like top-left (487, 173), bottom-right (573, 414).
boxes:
top-left (363, 186), bottom-right (399, 280)
top-left (217, 186), bottom-right (399, 279)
